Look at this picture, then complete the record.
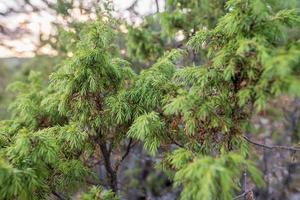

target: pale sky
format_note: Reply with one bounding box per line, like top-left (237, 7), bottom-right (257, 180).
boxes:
top-left (0, 0), bottom-right (165, 58)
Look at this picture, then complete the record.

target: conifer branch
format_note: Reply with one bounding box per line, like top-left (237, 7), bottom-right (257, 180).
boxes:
top-left (243, 135), bottom-right (300, 151)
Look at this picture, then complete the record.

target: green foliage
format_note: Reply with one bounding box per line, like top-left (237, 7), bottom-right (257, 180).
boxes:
top-left (55, 0), bottom-right (73, 15)
top-left (0, 123), bottom-right (90, 199)
top-left (49, 21), bottom-right (132, 128)
top-left (81, 186), bottom-right (118, 200)
top-left (1, 0), bottom-right (300, 199)
top-left (128, 50), bottom-right (181, 108)
top-left (172, 151), bottom-right (263, 200)
top-left (108, 50), bottom-right (185, 155)
top-left (7, 70), bottom-right (65, 129)
top-left (166, 148), bottom-right (193, 169)
top-left (154, 1), bottom-right (298, 199)
top-left (0, 21), bottom-right (127, 199)
top-left (161, 0), bottom-right (226, 36)
top-left (126, 16), bottom-right (165, 62)
top-left (167, 0), bottom-right (300, 151)
top-left (128, 112), bottom-right (165, 155)
top-left (126, 0), bottom-right (226, 65)
top-left (0, 158), bottom-right (39, 200)
top-left (107, 49), bottom-right (184, 125)
top-left (262, 44), bottom-right (300, 97)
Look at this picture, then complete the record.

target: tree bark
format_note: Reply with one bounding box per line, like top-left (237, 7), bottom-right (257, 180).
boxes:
top-left (99, 140), bottom-right (118, 192)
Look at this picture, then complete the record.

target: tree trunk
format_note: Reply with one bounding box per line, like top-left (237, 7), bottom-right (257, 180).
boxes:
top-left (99, 141), bottom-right (118, 192)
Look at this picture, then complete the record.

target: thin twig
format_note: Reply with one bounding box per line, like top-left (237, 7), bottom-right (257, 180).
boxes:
top-left (243, 135), bottom-right (300, 151)
top-left (115, 139), bottom-right (137, 170)
top-left (85, 178), bottom-right (106, 187)
top-left (233, 188), bottom-right (253, 200)
top-left (121, 138), bottom-right (134, 162)
top-left (166, 134), bottom-right (184, 148)
top-left (52, 191), bottom-right (67, 200)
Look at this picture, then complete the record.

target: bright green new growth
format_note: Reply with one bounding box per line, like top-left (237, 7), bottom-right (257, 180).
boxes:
top-left (0, 0), bottom-right (299, 199)
top-left (49, 21), bottom-right (134, 127)
top-left (173, 151), bottom-right (263, 200)
top-left (128, 112), bottom-right (165, 155)
top-left (0, 21), bottom-right (134, 199)
top-left (158, 0), bottom-right (299, 199)
top-left (81, 186), bottom-right (118, 200)
top-left (0, 123), bottom-right (89, 199)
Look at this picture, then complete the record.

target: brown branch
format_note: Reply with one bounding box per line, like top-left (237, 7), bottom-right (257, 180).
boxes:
top-left (166, 133), bottom-right (184, 148)
top-left (85, 178), bottom-right (106, 187)
top-left (99, 141), bottom-right (114, 175)
top-left (125, 0), bottom-right (140, 16)
top-left (108, 141), bottom-right (113, 154)
top-left (121, 138), bottom-right (133, 161)
top-left (125, 0), bottom-right (138, 11)
top-left (98, 140), bottom-right (118, 192)
top-left (155, 0), bottom-right (159, 13)
top-left (233, 188), bottom-right (253, 200)
top-left (52, 191), bottom-right (67, 200)
top-left (24, 0), bottom-right (40, 12)
top-left (243, 135), bottom-right (300, 151)
top-left (115, 138), bottom-right (137, 170)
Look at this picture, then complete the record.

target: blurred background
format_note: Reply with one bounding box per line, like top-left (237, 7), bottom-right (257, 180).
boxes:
top-left (0, 1), bottom-right (300, 199)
